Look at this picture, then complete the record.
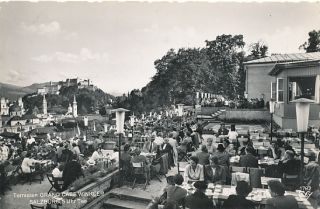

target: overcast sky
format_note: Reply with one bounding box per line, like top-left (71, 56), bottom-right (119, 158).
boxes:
top-left (0, 2), bottom-right (320, 95)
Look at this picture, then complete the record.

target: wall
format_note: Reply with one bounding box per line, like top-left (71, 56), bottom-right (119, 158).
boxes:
top-left (245, 63), bottom-right (275, 102)
top-left (219, 109), bottom-right (270, 121)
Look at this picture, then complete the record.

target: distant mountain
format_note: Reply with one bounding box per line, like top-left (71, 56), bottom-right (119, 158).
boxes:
top-left (22, 82), bottom-right (50, 93)
top-left (0, 82), bottom-right (35, 100)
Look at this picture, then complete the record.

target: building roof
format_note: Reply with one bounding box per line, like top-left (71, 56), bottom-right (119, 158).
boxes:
top-left (22, 114), bottom-right (38, 120)
top-left (9, 116), bottom-right (24, 121)
top-left (269, 60), bottom-right (320, 76)
top-left (244, 52), bottom-right (320, 65)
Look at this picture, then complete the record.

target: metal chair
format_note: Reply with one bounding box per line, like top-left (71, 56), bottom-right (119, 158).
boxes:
top-left (131, 162), bottom-right (148, 190)
top-left (230, 166), bottom-right (247, 173)
top-left (47, 173), bottom-right (64, 193)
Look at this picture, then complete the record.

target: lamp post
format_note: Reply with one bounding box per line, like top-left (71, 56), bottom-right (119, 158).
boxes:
top-left (111, 108), bottom-right (129, 187)
top-left (130, 114), bottom-right (135, 142)
top-left (269, 99), bottom-right (275, 142)
top-left (84, 116), bottom-right (88, 141)
top-left (292, 98), bottom-right (314, 184)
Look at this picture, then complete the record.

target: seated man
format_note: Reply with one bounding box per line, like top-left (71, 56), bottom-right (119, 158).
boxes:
top-left (239, 146), bottom-right (258, 168)
top-left (265, 180), bottom-right (299, 209)
top-left (185, 181), bottom-right (213, 209)
top-left (223, 181), bottom-right (255, 209)
top-left (184, 156), bottom-right (204, 183)
top-left (143, 135), bottom-right (158, 153)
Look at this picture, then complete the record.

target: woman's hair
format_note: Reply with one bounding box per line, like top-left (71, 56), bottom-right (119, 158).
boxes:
top-left (217, 144), bottom-right (225, 152)
top-left (190, 156), bottom-right (199, 164)
top-left (236, 181), bottom-right (252, 197)
top-left (223, 139), bottom-right (230, 146)
top-left (201, 145), bottom-right (208, 153)
top-left (231, 124), bottom-right (236, 131)
top-left (267, 180), bottom-right (285, 196)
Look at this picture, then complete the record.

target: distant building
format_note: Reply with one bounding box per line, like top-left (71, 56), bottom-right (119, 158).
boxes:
top-left (8, 116), bottom-right (26, 126)
top-left (0, 97), bottom-right (9, 115)
top-left (244, 52), bottom-right (320, 103)
top-left (37, 81), bottom-right (61, 95)
top-left (9, 104), bottom-right (23, 117)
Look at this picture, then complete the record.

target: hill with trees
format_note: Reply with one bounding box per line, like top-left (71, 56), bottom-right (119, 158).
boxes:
top-left (23, 85), bottom-right (114, 115)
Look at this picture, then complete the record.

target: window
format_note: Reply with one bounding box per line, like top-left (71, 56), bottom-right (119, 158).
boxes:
top-left (277, 78), bottom-right (284, 102)
top-left (288, 76), bottom-right (316, 101)
top-left (271, 82), bottom-right (276, 100)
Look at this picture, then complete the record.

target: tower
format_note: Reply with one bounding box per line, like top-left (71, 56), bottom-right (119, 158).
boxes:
top-left (0, 97), bottom-right (9, 115)
top-left (18, 97), bottom-right (25, 115)
top-left (43, 94), bottom-right (47, 115)
top-left (72, 95), bottom-right (78, 117)
top-left (68, 103), bottom-right (72, 114)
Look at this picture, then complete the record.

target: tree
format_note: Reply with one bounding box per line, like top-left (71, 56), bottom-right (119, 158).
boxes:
top-left (248, 41), bottom-right (268, 59)
top-left (205, 34), bottom-right (245, 98)
top-left (300, 30), bottom-right (320, 52)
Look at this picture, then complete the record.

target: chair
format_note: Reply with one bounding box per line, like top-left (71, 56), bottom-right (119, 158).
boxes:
top-left (230, 166), bottom-right (247, 173)
top-left (132, 162), bottom-right (148, 190)
top-left (248, 167), bottom-right (265, 188)
top-left (47, 173), bottom-right (64, 193)
top-left (282, 173), bottom-right (299, 191)
top-left (18, 166), bottom-right (43, 185)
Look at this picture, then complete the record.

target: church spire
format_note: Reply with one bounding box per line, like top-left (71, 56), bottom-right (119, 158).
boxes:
top-left (72, 95), bottom-right (78, 117)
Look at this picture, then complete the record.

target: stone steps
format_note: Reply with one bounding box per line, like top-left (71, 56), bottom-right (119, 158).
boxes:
top-left (103, 187), bottom-right (152, 209)
top-left (103, 197), bottom-right (149, 209)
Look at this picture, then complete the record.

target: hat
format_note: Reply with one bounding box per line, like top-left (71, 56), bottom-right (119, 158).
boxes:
top-left (87, 158), bottom-right (95, 165)
top-left (194, 181), bottom-right (208, 190)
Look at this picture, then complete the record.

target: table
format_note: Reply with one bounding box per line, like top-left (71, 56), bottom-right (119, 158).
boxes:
top-left (182, 184), bottom-right (313, 209)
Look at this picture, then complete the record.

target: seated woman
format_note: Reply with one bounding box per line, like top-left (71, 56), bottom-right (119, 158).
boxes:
top-left (222, 181), bottom-right (255, 209)
top-left (184, 156), bottom-right (204, 183)
top-left (265, 180), bottom-right (299, 209)
top-left (205, 156), bottom-right (227, 184)
top-left (90, 146), bottom-right (104, 162)
top-left (21, 153), bottom-right (41, 174)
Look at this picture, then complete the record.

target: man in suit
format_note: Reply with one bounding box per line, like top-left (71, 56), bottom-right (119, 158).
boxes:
top-left (143, 135), bottom-right (158, 153)
top-left (239, 146), bottom-right (258, 168)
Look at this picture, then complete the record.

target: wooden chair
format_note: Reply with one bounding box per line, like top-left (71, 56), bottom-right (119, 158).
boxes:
top-left (131, 162), bottom-right (148, 190)
top-left (230, 166), bottom-right (247, 173)
top-left (47, 173), bottom-right (64, 193)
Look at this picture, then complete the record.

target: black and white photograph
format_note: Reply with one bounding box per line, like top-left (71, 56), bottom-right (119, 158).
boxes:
top-left (1, 1), bottom-right (320, 209)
